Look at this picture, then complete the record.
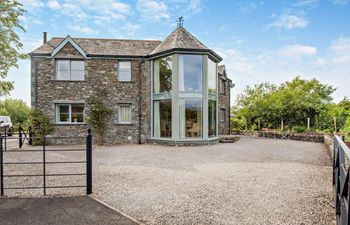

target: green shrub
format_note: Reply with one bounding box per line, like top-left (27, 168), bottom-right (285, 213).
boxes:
top-left (293, 125), bottom-right (307, 133)
top-left (30, 109), bottom-right (53, 145)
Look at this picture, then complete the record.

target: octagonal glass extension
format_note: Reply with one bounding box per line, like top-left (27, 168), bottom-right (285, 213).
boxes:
top-left (152, 54), bottom-right (218, 141)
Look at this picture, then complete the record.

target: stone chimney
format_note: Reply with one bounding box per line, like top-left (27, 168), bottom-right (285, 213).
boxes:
top-left (43, 32), bottom-right (47, 44)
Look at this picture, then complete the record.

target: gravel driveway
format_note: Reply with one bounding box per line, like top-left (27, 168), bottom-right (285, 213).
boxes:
top-left (2, 136), bottom-right (334, 224)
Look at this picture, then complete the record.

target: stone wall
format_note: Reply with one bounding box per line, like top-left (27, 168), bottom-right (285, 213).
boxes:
top-left (31, 43), bottom-right (151, 145)
top-left (257, 131), bottom-right (325, 143)
top-left (218, 78), bottom-right (231, 135)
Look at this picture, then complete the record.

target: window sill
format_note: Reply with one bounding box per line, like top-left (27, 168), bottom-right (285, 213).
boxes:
top-left (54, 123), bottom-right (87, 125)
top-left (49, 80), bottom-right (86, 82)
top-left (117, 81), bottom-right (134, 83)
top-left (116, 123), bottom-right (135, 126)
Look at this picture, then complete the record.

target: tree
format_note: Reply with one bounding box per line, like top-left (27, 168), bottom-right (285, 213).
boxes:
top-left (0, 0), bottom-right (27, 95)
top-left (0, 98), bottom-right (30, 127)
top-left (233, 77), bottom-right (336, 131)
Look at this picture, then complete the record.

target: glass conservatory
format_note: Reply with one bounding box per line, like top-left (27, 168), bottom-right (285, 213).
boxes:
top-left (152, 54), bottom-right (218, 141)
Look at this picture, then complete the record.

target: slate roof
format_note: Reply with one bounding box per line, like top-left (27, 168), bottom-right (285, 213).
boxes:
top-left (30, 38), bottom-right (161, 57)
top-left (150, 26), bottom-right (208, 55)
top-left (30, 26), bottom-right (221, 61)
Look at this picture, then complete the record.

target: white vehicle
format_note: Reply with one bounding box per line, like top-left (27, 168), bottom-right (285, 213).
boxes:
top-left (0, 116), bottom-right (13, 136)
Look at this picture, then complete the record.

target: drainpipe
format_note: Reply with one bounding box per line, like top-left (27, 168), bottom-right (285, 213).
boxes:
top-left (138, 58), bottom-right (145, 144)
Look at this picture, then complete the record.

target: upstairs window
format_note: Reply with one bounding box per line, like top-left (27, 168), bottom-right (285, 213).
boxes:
top-left (56, 104), bottom-right (85, 123)
top-left (56, 60), bottom-right (84, 81)
top-left (118, 61), bottom-right (131, 81)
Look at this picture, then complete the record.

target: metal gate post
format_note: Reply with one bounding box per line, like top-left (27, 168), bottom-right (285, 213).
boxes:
top-left (19, 127), bottom-right (23, 148)
top-left (86, 128), bottom-right (92, 194)
top-left (43, 135), bottom-right (46, 196)
top-left (0, 136), bottom-right (4, 196)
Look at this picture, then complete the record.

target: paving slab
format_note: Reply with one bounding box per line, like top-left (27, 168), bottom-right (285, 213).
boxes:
top-left (0, 196), bottom-right (139, 225)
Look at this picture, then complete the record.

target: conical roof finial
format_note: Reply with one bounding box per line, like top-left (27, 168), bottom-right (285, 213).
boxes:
top-left (177, 16), bottom-right (184, 27)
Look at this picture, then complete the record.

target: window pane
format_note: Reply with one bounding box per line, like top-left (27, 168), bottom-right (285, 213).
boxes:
top-left (180, 99), bottom-right (202, 138)
top-left (57, 60), bottom-right (70, 80)
top-left (71, 70), bottom-right (84, 80)
top-left (119, 105), bottom-right (131, 123)
top-left (71, 105), bottom-right (84, 123)
top-left (58, 105), bottom-right (69, 122)
top-left (119, 70), bottom-right (131, 81)
top-left (153, 56), bottom-right (172, 94)
top-left (153, 99), bottom-right (172, 138)
top-left (71, 61), bottom-right (84, 70)
top-left (179, 55), bottom-right (202, 93)
top-left (208, 100), bottom-right (217, 137)
top-left (57, 60), bottom-right (70, 71)
top-left (208, 59), bottom-right (217, 95)
top-left (118, 61), bottom-right (131, 81)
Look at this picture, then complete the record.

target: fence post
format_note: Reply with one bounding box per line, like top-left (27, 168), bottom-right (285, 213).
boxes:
top-left (19, 126), bottom-right (23, 148)
top-left (28, 127), bottom-right (33, 145)
top-left (42, 133), bottom-right (46, 196)
top-left (0, 136), bottom-right (3, 196)
top-left (86, 128), bottom-right (92, 195)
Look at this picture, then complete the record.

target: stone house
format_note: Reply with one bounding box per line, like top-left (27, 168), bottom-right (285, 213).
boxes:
top-left (29, 25), bottom-right (233, 145)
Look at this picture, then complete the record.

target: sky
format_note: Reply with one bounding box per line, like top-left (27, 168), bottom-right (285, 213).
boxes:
top-left (5, 0), bottom-right (350, 105)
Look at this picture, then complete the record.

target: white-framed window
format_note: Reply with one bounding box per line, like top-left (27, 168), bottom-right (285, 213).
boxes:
top-left (56, 104), bottom-right (85, 123)
top-left (220, 108), bottom-right (226, 122)
top-left (118, 61), bottom-right (131, 81)
top-left (56, 60), bottom-right (84, 81)
top-left (118, 104), bottom-right (131, 124)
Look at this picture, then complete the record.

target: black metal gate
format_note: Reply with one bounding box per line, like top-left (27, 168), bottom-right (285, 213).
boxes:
top-left (333, 135), bottom-right (350, 225)
top-left (0, 128), bottom-right (92, 196)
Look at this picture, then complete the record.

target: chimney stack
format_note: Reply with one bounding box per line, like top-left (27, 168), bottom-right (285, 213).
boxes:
top-left (43, 32), bottom-right (47, 44)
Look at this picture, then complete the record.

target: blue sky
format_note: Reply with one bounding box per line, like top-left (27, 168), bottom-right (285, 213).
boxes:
top-left (5, 0), bottom-right (350, 105)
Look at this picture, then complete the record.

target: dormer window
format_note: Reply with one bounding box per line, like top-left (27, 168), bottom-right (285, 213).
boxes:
top-left (56, 60), bottom-right (84, 81)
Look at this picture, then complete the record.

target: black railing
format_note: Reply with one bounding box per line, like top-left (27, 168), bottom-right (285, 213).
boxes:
top-left (0, 129), bottom-right (92, 196)
top-left (333, 135), bottom-right (350, 225)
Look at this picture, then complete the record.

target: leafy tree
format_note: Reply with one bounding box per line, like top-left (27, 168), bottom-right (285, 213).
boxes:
top-left (87, 89), bottom-right (113, 145)
top-left (233, 77), bottom-right (336, 131)
top-left (0, 0), bottom-right (27, 95)
top-left (0, 98), bottom-right (30, 127)
top-left (30, 109), bottom-right (53, 145)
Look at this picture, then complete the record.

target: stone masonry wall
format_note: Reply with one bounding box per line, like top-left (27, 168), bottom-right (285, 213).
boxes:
top-left (32, 43), bottom-right (151, 144)
top-left (218, 78), bottom-right (231, 135)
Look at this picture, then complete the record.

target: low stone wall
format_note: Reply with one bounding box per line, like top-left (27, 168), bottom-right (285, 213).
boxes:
top-left (146, 138), bottom-right (220, 146)
top-left (257, 131), bottom-right (325, 143)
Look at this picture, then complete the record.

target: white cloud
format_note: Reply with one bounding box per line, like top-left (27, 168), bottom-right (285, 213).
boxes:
top-left (19, 0), bottom-right (44, 10)
top-left (267, 12), bottom-right (309, 30)
top-left (329, 0), bottom-right (348, 5)
top-left (330, 36), bottom-right (350, 63)
top-left (61, 3), bottom-right (87, 21)
top-left (67, 25), bottom-right (98, 35)
top-left (47, 0), bottom-right (61, 10)
top-left (278, 45), bottom-right (317, 59)
top-left (187, 0), bottom-right (202, 14)
top-left (122, 23), bottom-right (141, 36)
top-left (137, 0), bottom-right (170, 22)
top-left (293, 0), bottom-right (319, 7)
top-left (112, 2), bottom-right (132, 14)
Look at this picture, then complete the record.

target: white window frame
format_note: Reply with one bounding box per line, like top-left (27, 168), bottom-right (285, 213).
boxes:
top-left (118, 61), bottom-right (132, 82)
top-left (56, 104), bottom-right (85, 124)
top-left (55, 59), bottom-right (85, 81)
top-left (118, 104), bottom-right (132, 124)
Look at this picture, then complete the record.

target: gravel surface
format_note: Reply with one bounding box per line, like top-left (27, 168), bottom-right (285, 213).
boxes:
top-left (1, 136), bottom-right (335, 225)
